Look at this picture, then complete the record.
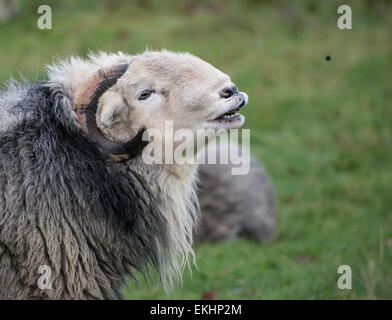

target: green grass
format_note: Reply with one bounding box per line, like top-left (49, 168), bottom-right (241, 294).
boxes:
top-left (1, 0), bottom-right (391, 299)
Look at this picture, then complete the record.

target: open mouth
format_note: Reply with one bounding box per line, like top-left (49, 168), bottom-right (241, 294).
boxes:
top-left (208, 102), bottom-right (245, 123)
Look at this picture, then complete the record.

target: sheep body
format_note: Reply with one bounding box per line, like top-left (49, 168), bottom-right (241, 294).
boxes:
top-left (195, 143), bottom-right (275, 242)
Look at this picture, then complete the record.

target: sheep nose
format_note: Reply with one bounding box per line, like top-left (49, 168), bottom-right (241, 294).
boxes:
top-left (220, 86), bottom-right (238, 99)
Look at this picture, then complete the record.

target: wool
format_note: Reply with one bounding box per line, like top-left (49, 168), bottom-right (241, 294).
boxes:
top-left (196, 142), bottom-right (275, 242)
top-left (0, 82), bottom-right (185, 299)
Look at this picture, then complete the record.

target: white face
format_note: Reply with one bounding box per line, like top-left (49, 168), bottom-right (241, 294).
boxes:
top-left (97, 52), bottom-right (248, 146)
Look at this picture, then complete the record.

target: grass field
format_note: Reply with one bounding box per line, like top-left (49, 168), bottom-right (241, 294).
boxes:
top-left (1, 0), bottom-right (391, 299)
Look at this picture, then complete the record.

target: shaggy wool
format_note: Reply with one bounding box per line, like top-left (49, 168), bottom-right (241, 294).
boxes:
top-left (0, 80), bottom-right (175, 299)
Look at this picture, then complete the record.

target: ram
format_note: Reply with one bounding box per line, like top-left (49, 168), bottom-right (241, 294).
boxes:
top-left (0, 50), bottom-right (248, 299)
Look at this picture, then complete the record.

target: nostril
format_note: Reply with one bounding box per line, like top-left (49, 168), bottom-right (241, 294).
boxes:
top-left (220, 87), bottom-right (234, 99)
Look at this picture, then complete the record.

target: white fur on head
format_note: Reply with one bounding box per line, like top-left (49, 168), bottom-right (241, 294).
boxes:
top-left (46, 51), bottom-right (131, 97)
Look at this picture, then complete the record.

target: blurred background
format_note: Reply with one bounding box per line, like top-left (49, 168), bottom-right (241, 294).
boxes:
top-left (0, 0), bottom-right (391, 299)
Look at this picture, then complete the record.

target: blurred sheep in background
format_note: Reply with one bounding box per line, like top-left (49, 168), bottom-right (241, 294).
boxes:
top-left (0, 0), bottom-right (18, 23)
top-left (195, 142), bottom-right (275, 243)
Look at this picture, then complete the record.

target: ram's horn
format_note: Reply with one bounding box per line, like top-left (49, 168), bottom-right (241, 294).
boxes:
top-left (73, 64), bottom-right (148, 161)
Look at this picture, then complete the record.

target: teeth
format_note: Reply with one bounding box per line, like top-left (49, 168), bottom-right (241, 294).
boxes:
top-left (223, 112), bottom-right (238, 118)
top-left (210, 110), bottom-right (241, 122)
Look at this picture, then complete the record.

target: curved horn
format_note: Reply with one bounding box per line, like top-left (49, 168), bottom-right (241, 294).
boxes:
top-left (72, 64), bottom-right (148, 161)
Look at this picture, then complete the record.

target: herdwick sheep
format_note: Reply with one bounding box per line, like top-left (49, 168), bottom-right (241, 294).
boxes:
top-left (0, 50), bottom-right (248, 299)
top-left (195, 142), bottom-right (275, 242)
top-left (0, 0), bottom-right (18, 23)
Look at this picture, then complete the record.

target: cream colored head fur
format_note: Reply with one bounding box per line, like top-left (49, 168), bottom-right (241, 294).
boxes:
top-left (47, 50), bottom-right (248, 289)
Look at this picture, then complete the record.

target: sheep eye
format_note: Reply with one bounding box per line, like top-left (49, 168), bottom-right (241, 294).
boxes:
top-left (138, 89), bottom-right (153, 100)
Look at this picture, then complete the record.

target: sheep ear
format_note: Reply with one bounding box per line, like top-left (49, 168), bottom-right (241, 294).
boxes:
top-left (99, 91), bottom-right (126, 129)
top-left (73, 63), bottom-right (148, 162)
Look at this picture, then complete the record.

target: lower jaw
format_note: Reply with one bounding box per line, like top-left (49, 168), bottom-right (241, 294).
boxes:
top-left (205, 114), bottom-right (245, 129)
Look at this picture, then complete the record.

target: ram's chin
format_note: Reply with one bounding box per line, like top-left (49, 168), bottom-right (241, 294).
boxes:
top-left (204, 113), bottom-right (245, 130)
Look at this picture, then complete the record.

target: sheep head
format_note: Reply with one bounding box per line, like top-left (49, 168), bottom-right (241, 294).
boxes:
top-left (72, 51), bottom-right (248, 162)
